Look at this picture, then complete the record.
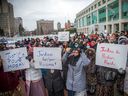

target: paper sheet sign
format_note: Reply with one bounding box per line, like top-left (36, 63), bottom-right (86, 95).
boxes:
top-left (58, 31), bottom-right (69, 41)
top-left (0, 47), bottom-right (29, 72)
top-left (34, 47), bottom-right (62, 70)
top-left (96, 43), bottom-right (128, 70)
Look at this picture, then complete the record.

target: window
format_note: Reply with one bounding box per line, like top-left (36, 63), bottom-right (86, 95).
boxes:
top-left (99, 7), bottom-right (106, 14)
top-left (87, 15), bottom-right (91, 25)
top-left (124, 23), bottom-right (128, 30)
top-left (123, 12), bottom-right (128, 17)
top-left (102, 0), bottom-right (106, 4)
top-left (98, 1), bottom-right (101, 6)
top-left (89, 8), bottom-right (90, 12)
top-left (98, 7), bottom-right (106, 23)
top-left (91, 6), bottom-right (93, 10)
top-left (95, 4), bottom-right (97, 8)
top-left (104, 25), bottom-right (106, 30)
top-left (82, 17), bottom-right (84, 27)
top-left (92, 11), bottom-right (97, 24)
top-left (99, 17), bottom-right (106, 23)
top-left (108, 0), bottom-right (119, 21)
top-left (122, 0), bottom-right (128, 19)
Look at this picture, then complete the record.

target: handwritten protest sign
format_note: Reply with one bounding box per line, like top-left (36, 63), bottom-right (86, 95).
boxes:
top-left (0, 47), bottom-right (29, 72)
top-left (96, 43), bottom-right (128, 70)
top-left (58, 31), bottom-right (69, 41)
top-left (34, 47), bottom-right (62, 70)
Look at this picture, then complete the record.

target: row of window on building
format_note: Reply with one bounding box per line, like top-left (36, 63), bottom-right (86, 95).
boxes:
top-left (76, 0), bottom-right (128, 28)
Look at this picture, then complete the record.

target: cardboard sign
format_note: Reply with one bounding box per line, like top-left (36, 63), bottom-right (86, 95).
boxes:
top-left (34, 47), bottom-right (62, 70)
top-left (58, 31), bottom-right (69, 41)
top-left (0, 47), bottom-right (29, 72)
top-left (96, 43), bottom-right (128, 70)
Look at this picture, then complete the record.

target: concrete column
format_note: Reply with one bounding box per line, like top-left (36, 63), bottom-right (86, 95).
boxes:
top-left (119, 0), bottom-right (122, 20)
top-left (112, 24), bottom-right (114, 33)
top-left (118, 0), bottom-right (122, 33)
top-left (7, 15), bottom-right (11, 37)
top-left (90, 13), bottom-right (92, 25)
top-left (97, 10), bottom-right (99, 23)
top-left (106, 5), bottom-right (108, 22)
top-left (119, 22), bottom-right (122, 32)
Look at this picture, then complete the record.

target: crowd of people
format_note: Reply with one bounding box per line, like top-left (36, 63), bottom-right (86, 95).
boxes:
top-left (0, 30), bottom-right (128, 96)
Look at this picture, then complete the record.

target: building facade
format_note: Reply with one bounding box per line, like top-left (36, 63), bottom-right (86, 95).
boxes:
top-left (0, 0), bottom-right (15, 37)
top-left (57, 22), bottom-right (61, 31)
top-left (65, 20), bottom-right (71, 30)
top-left (76, 0), bottom-right (128, 34)
top-left (37, 19), bottom-right (54, 35)
top-left (8, 3), bottom-right (15, 37)
top-left (14, 17), bottom-right (23, 36)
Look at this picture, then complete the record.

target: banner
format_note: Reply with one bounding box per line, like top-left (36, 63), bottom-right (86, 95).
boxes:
top-left (58, 31), bottom-right (69, 41)
top-left (34, 47), bottom-right (62, 70)
top-left (0, 47), bottom-right (29, 72)
top-left (96, 43), bottom-right (128, 70)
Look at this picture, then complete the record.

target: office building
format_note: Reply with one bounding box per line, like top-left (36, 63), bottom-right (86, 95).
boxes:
top-left (57, 22), bottom-right (61, 31)
top-left (14, 17), bottom-right (23, 36)
top-left (76, 0), bottom-right (128, 34)
top-left (0, 0), bottom-right (15, 37)
top-left (37, 19), bottom-right (54, 35)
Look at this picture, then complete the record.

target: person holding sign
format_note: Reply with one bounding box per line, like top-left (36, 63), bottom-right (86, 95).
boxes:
top-left (118, 38), bottom-right (128, 96)
top-left (25, 47), bottom-right (46, 96)
top-left (0, 46), bottom-right (23, 96)
top-left (63, 47), bottom-right (90, 96)
top-left (95, 43), bottom-right (126, 96)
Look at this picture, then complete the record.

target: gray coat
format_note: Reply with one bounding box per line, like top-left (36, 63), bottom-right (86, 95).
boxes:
top-left (63, 52), bottom-right (90, 92)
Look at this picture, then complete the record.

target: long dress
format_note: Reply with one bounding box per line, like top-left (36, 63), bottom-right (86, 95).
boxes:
top-left (25, 59), bottom-right (47, 96)
top-left (0, 65), bottom-right (23, 96)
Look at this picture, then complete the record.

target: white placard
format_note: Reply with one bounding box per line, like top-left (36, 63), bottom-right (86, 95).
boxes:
top-left (34, 47), bottom-right (62, 70)
top-left (0, 47), bottom-right (29, 72)
top-left (96, 43), bottom-right (128, 70)
top-left (58, 31), bottom-right (69, 41)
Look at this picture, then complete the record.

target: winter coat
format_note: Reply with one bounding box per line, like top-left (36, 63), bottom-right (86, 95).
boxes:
top-left (44, 70), bottom-right (64, 92)
top-left (63, 52), bottom-right (90, 92)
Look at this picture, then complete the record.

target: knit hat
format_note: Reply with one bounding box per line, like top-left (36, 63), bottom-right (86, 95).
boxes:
top-left (118, 39), bottom-right (128, 45)
top-left (118, 36), bottom-right (127, 43)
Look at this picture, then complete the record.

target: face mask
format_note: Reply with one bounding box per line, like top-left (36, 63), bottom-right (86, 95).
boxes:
top-left (86, 46), bottom-right (90, 49)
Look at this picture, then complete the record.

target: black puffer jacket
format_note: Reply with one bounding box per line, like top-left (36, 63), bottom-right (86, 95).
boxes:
top-left (44, 70), bottom-right (64, 92)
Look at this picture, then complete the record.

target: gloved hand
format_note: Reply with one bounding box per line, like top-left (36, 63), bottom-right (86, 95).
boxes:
top-left (118, 68), bottom-right (125, 74)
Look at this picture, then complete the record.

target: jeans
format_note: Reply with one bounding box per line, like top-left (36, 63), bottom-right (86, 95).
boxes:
top-left (68, 90), bottom-right (87, 96)
top-left (68, 90), bottom-right (75, 96)
top-left (75, 90), bottom-right (87, 96)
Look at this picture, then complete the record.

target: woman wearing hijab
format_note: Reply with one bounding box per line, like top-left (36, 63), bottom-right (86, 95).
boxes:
top-left (85, 48), bottom-right (97, 96)
top-left (0, 45), bottom-right (23, 96)
top-left (25, 46), bottom-right (47, 96)
top-left (63, 47), bottom-right (90, 96)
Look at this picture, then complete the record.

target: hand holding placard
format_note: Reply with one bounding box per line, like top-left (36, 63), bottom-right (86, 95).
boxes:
top-left (0, 47), bottom-right (30, 72)
top-left (96, 43), bottom-right (128, 70)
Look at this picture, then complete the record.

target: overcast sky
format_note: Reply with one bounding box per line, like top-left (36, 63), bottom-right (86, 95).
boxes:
top-left (8, 0), bottom-right (94, 31)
